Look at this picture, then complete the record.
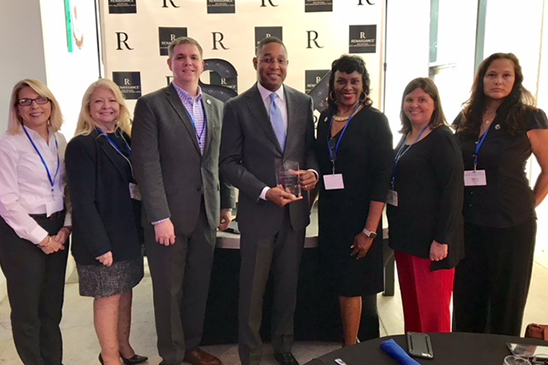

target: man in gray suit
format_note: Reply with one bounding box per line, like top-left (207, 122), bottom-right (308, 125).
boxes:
top-left (132, 37), bottom-right (234, 365)
top-left (220, 37), bottom-right (319, 365)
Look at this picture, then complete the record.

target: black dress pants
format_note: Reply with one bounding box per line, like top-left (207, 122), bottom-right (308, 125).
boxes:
top-left (0, 214), bottom-right (68, 365)
top-left (453, 217), bottom-right (536, 336)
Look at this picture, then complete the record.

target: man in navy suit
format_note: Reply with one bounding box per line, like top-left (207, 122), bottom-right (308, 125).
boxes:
top-left (220, 37), bottom-right (319, 365)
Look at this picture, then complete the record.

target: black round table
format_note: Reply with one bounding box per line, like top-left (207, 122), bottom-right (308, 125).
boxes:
top-left (304, 333), bottom-right (548, 365)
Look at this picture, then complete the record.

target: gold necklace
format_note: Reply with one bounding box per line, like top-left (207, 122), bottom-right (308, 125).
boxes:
top-left (333, 115), bottom-right (350, 122)
top-left (334, 103), bottom-right (364, 122)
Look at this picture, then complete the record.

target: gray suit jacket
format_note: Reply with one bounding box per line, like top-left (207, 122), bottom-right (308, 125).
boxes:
top-left (132, 84), bottom-right (234, 235)
top-left (220, 83), bottom-right (319, 237)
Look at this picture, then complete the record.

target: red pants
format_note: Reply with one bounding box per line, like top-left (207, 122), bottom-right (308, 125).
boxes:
top-left (395, 251), bottom-right (454, 333)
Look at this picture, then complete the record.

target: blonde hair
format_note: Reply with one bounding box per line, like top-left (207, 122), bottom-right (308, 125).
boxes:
top-left (75, 78), bottom-right (132, 137)
top-left (8, 79), bottom-right (64, 135)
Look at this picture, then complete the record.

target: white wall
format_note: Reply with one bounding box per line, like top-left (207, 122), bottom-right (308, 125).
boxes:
top-left (483, 0), bottom-right (543, 97)
top-left (384, 0), bottom-right (431, 141)
top-left (432, 0), bottom-right (478, 122)
top-left (39, 0), bottom-right (102, 138)
top-left (0, 0), bottom-right (48, 133)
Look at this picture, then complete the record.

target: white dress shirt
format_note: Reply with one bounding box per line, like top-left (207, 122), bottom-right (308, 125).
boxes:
top-left (0, 126), bottom-right (71, 244)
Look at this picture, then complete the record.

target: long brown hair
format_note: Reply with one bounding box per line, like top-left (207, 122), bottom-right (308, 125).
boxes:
top-left (457, 53), bottom-right (535, 135)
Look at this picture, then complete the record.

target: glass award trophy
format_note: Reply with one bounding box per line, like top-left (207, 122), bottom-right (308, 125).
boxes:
top-left (275, 159), bottom-right (301, 197)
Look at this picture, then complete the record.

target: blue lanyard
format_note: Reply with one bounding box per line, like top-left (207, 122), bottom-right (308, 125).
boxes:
top-left (97, 127), bottom-right (131, 157)
top-left (391, 125), bottom-right (429, 187)
top-left (186, 102), bottom-right (207, 145)
top-left (473, 124), bottom-right (492, 170)
top-left (327, 104), bottom-right (361, 174)
top-left (23, 126), bottom-right (60, 195)
top-left (97, 127), bottom-right (135, 179)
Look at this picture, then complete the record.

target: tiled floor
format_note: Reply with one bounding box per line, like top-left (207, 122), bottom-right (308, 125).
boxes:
top-left (1, 254), bottom-right (548, 365)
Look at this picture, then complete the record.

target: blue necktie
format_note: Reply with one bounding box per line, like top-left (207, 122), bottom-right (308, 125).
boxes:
top-left (269, 93), bottom-right (286, 151)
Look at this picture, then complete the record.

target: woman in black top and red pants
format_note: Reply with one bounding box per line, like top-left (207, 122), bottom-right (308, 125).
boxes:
top-left (453, 53), bottom-right (548, 336)
top-left (387, 78), bottom-right (464, 333)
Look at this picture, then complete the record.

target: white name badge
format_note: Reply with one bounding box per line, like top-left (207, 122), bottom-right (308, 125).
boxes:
top-left (464, 170), bottom-right (487, 186)
top-left (323, 174), bottom-right (345, 190)
top-left (129, 183), bottom-right (142, 201)
top-left (386, 189), bottom-right (398, 206)
top-left (46, 198), bottom-right (64, 218)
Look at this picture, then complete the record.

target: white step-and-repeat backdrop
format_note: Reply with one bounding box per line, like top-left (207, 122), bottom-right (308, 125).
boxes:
top-left (100, 0), bottom-right (385, 117)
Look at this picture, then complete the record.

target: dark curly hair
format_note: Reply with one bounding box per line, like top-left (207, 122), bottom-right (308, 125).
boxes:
top-left (327, 55), bottom-right (372, 112)
top-left (457, 52), bottom-right (536, 136)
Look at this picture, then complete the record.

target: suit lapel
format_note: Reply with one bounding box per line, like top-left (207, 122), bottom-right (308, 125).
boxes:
top-left (246, 85), bottom-right (283, 154)
top-left (284, 87), bottom-right (298, 156)
top-left (202, 94), bottom-right (214, 157)
top-left (164, 84), bottom-right (201, 154)
top-left (96, 131), bottom-right (129, 180)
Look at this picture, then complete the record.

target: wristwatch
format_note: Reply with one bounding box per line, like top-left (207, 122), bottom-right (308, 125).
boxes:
top-left (362, 228), bottom-right (377, 239)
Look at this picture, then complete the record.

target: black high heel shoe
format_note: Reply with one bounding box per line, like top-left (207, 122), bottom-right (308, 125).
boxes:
top-left (120, 353), bottom-right (148, 365)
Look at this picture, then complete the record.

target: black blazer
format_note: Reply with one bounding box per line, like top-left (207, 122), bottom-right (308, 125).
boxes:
top-left (65, 129), bottom-right (142, 265)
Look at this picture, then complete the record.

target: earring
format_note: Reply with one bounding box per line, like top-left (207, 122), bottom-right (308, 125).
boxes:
top-left (329, 90), bottom-right (337, 103)
top-left (359, 92), bottom-right (367, 103)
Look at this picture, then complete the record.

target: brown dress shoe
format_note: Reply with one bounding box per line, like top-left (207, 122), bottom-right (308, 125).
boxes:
top-left (184, 348), bottom-right (222, 365)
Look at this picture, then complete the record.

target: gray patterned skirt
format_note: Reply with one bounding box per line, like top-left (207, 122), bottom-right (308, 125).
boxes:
top-left (77, 256), bottom-right (144, 298)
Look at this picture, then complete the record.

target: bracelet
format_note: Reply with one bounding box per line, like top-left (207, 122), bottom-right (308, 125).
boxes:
top-left (38, 236), bottom-right (51, 248)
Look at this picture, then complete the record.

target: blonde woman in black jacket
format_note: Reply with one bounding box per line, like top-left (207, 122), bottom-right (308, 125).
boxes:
top-left (65, 79), bottom-right (146, 365)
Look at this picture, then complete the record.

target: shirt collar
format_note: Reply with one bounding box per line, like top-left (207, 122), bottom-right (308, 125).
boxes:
top-left (172, 82), bottom-right (202, 103)
top-left (22, 124), bottom-right (54, 139)
top-left (257, 82), bottom-right (285, 103)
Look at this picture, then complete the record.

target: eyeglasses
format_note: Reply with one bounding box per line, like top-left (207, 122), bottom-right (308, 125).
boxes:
top-left (260, 57), bottom-right (287, 65)
top-left (18, 97), bottom-right (50, 106)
